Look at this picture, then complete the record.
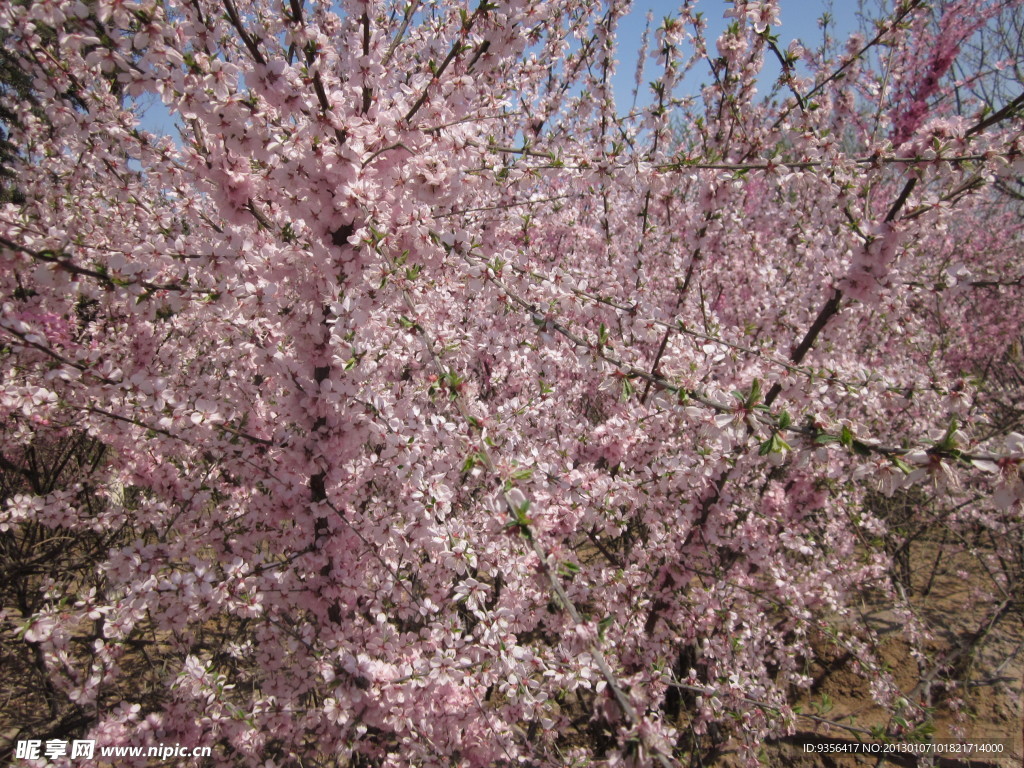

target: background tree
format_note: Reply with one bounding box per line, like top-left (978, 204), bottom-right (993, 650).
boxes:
top-left (1, 1), bottom-right (1023, 766)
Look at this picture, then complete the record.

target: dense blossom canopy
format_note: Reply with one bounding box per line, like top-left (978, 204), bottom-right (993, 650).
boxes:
top-left (1, 0), bottom-right (1023, 765)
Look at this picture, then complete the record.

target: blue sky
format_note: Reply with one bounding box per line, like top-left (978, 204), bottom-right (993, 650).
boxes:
top-left (609, 0), bottom-right (862, 112)
top-left (135, 0), bottom-right (862, 137)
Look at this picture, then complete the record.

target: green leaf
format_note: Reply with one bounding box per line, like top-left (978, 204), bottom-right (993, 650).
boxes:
top-left (936, 415), bottom-right (959, 451)
top-left (760, 432), bottom-right (791, 455)
top-left (851, 439), bottom-right (872, 456)
top-left (745, 378), bottom-right (762, 408)
top-left (559, 561), bottom-right (580, 577)
top-left (621, 376), bottom-right (635, 400)
top-left (462, 453), bottom-right (481, 472)
top-left (890, 455), bottom-right (912, 474)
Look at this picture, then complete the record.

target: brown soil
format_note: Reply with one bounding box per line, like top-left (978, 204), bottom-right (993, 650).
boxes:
top-left (716, 536), bottom-right (1024, 767)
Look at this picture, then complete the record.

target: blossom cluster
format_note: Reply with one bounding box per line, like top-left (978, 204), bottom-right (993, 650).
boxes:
top-left (1, 1), bottom-right (1022, 766)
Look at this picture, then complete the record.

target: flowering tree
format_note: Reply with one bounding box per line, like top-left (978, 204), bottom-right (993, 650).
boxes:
top-left (1, 0), bottom-right (1023, 765)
